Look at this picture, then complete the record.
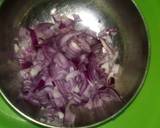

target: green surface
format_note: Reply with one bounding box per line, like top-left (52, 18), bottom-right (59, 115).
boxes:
top-left (0, 0), bottom-right (160, 128)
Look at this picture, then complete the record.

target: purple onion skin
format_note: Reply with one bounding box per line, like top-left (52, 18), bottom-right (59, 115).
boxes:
top-left (28, 28), bottom-right (40, 50)
top-left (20, 61), bottom-right (33, 69)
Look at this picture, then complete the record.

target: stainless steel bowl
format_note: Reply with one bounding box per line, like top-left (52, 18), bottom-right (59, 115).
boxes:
top-left (0, 0), bottom-right (149, 127)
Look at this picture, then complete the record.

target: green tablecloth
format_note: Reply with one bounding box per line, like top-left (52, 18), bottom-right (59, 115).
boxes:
top-left (0, 0), bottom-right (160, 128)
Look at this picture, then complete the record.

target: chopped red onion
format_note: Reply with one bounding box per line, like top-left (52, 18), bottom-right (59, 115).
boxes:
top-left (15, 13), bottom-right (122, 126)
